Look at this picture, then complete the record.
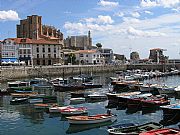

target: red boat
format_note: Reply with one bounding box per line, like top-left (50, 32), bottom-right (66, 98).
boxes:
top-left (141, 96), bottom-right (170, 108)
top-left (139, 128), bottom-right (180, 135)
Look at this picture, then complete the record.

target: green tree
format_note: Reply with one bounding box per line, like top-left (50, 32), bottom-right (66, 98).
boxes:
top-left (67, 53), bottom-right (76, 65)
top-left (96, 43), bottom-right (102, 48)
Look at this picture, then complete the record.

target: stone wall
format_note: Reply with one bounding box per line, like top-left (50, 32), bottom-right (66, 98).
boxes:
top-left (0, 65), bottom-right (126, 81)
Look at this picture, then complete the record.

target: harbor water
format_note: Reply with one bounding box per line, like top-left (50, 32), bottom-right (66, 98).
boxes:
top-left (0, 73), bottom-right (180, 135)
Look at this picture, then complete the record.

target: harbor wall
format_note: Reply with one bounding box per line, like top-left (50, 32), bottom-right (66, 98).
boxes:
top-left (0, 63), bottom-right (180, 81)
top-left (0, 65), bottom-right (126, 81)
top-left (127, 63), bottom-right (180, 71)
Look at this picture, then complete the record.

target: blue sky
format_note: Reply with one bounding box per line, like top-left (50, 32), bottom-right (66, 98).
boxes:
top-left (0, 0), bottom-right (180, 59)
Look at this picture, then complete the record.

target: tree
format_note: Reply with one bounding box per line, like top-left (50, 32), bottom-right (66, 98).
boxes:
top-left (96, 43), bottom-right (102, 48)
top-left (67, 53), bottom-right (76, 65)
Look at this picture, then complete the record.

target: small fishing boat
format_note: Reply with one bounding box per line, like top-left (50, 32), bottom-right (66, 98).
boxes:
top-left (10, 97), bottom-right (28, 104)
top-left (141, 95), bottom-right (170, 108)
top-left (87, 93), bottom-right (107, 100)
top-left (49, 106), bottom-right (73, 113)
top-left (70, 97), bottom-right (86, 103)
top-left (108, 123), bottom-right (136, 129)
top-left (60, 107), bottom-right (88, 115)
top-left (157, 85), bottom-right (176, 95)
top-left (7, 81), bottom-right (32, 92)
top-left (28, 98), bottom-right (43, 104)
top-left (139, 128), bottom-right (180, 135)
top-left (82, 82), bottom-right (102, 89)
top-left (160, 104), bottom-right (180, 118)
top-left (10, 92), bottom-right (38, 98)
top-left (108, 122), bottom-right (163, 135)
top-left (140, 83), bottom-right (159, 94)
top-left (67, 114), bottom-right (116, 125)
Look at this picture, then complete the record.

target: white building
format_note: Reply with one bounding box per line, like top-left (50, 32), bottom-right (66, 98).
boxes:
top-left (1, 38), bottom-right (19, 64)
top-left (0, 38), bottom-right (63, 66)
top-left (74, 50), bottom-right (104, 65)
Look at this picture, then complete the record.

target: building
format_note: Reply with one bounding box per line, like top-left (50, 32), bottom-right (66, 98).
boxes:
top-left (130, 51), bottom-right (140, 64)
top-left (149, 48), bottom-right (168, 63)
top-left (1, 39), bottom-right (19, 65)
top-left (64, 31), bottom-right (92, 50)
top-left (16, 15), bottom-right (63, 44)
top-left (98, 48), bottom-right (114, 64)
top-left (1, 38), bottom-right (63, 66)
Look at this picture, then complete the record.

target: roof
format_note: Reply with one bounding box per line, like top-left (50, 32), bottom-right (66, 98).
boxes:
top-left (74, 50), bottom-right (97, 54)
top-left (150, 48), bottom-right (163, 51)
top-left (5, 38), bottom-right (61, 45)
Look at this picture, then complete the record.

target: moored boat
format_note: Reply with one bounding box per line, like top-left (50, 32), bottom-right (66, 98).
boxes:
top-left (10, 97), bottom-right (28, 104)
top-left (107, 122), bottom-right (163, 135)
top-left (160, 104), bottom-right (180, 118)
top-left (87, 94), bottom-right (107, 100)
top-left (60, 107), bottom-right (88, 115)
top-left (139, 128), bottom-right (180, 135)
top-left (70, 97), bottom-right (86, 103)
top-left (67, 114), bottom-right (116, 125)
top-left (49, 106), bottom-right (73, 113)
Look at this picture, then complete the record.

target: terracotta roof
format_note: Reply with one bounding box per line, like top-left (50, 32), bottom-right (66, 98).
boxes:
top-left (74, 50), bottom-right (97, 54)
top-left (150, 48), bottom-right (163, 51)
top-left (6, 38), bottom-right (61, 45)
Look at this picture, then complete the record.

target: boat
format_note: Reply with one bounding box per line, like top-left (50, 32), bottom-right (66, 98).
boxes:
top-left (160, 104), bottom-right (180, 118)
top-left (71, 91), bottom-right (90, 98)
top-left (60, 107), bottom-right (88, 115)
top-left (87, 93), bottom-right (107, 100)
top-left (66, 120), bottom-right (115, 134)
top-left (82, 82), bottom-right (103, 89)
top-left (28, 98), bottom-right (43, 104)
top-left (54, 84), bottom-right (86, 91)
top-left (127, 93), bottom-right (152, 108)
top-left (7, 81), bottom-right (32, 93)
top-left (139, 128), bottom-right (180, 135)
top-left (141, 95), bottom-right (170, 108)
top-left (157, 85), bottom-right (176, 95)
top-left (34, 103), bottom-right (51, 109)
top-left (67, 113), bottom-right (116, 125)
top-left (140, 83), bottom-right (159, 94)
top-left (174, 85), bottom-right (180, 96)
top-left (0, 89), bottom-right (10, 96)
top-left (10, 92), bottom-right (38, 98)
top-left (107, 122), bottom-right (163, 135)
top-left (70, 97), bottom-right (86, 103)
top-left (49, 106), bottom-right (73, 113)
top-left (10, 97), bottom-right (28, 104)
top-left (108, 123), bottom-right (136, 129)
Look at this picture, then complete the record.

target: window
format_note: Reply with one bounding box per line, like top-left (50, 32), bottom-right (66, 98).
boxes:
top-left (80, 54), bottom-right (83, 57)
top-left (86, 54), bottom-right (88, 57)
top-left (37, 54), bottom-right (39, 58)
top-left (42, 48), bottom-right (45, 53)
top-left (24, 55), bottom-right (26, 57)
top-left (54, 47), bottom-right (56, 53)
top-left (27, 49), bottom-right (31, 54)
top-left (36, 47), bottom-right (39, 53)
top-left (54, 54), bottom-right (56, 58)
top-left (19, 50), bottom-right (22, 54)
top-left (23, 49), bottom-right (26, 54)
top-left (43, 60), bottom-right (45, 65)
top-left (48, 60), bottom-right (51, 65)
top-left (43, 54), bottom-right (45, 58)
top-left (37, 60), bottom-right (40, 65)
top-left (94, 55), bottom-right (95, 58)
top-left (48, 48), bottom-right (51, 52)
top-left (48, 54), bottom-right (51, 58)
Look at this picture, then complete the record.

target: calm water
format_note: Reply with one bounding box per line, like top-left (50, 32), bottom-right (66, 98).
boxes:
top-left (0, 73), bottom-right (180, 135)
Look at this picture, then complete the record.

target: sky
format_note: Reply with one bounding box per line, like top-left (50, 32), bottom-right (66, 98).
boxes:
top-left (0, 0), bottom-right (180, 59)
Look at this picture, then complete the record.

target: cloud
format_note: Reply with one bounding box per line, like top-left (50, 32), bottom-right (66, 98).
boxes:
top-left (98, 0), bottom-right (119, 7)
top-left (0, 10), bottom-right (20, 21)
top-left (83, 15), bottom-right (114, 24)
top-left (141, 0), bottom-right (180, 8)
top-left (144, 10), bottom-right (154, 15)
top-left (114, 12), bottom-right (124, 17)
top-left (122, 17), bottom-right (141, 24)
top-left (127, 26), bottom-right (166, 38)
top-left (131, 12), bottom-right (140, 18)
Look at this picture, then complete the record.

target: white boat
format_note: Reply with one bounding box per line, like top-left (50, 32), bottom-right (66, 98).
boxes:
top-left (49, 106), bottom-right (73, 113)
top-left (28, 98), bottom-right (43, 104)
top-left (87, 94), bottom-right (107, 100)
top-left (70, 98), bottom-right (86, 103)
top-left (60, 107), bottom-right (87, 115)
top-left (174, 85), bottom-right (180, 96)
top-left (157, 85), bottom-right (176, 95)
top-left (140, 84), bottom-right (159, 92)
top-left (67, 114), bottom-right (116, 125)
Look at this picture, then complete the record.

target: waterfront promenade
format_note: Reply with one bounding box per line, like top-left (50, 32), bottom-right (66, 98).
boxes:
top-left (0, 63), bottom-right (180, 81)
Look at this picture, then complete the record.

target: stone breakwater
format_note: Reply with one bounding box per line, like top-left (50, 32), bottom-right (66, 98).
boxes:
top-left (0, 65), bottom-right (126, 81)
top-left (0, 63), bottom-right (179, 81)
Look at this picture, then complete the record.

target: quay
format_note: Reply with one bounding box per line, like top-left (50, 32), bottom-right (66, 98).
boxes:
top-left (0, 63), bottom-right (180, 81)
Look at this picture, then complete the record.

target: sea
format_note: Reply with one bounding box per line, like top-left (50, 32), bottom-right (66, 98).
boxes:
top-left (0, 73), bottom-right (180, 135)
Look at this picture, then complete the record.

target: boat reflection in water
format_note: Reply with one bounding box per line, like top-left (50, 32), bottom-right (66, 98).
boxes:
top-left (66, 120), bottom-right (115, 134)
